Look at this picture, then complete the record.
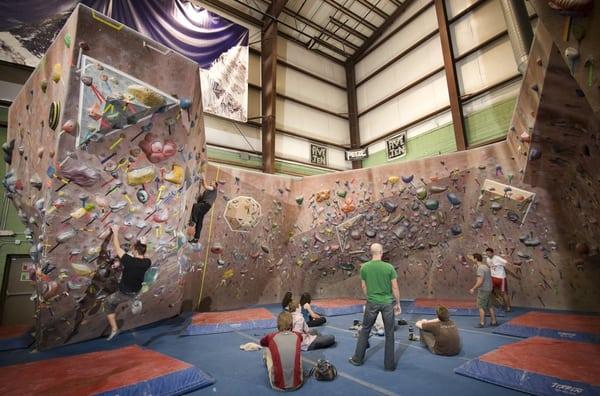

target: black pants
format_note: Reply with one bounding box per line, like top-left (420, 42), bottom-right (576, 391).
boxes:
top-left (190, 201), bottom-right (212, 240)
top-left (307, 317), bottom-right (326, 327)
top-left (308, 334), bottom-right (335, 350)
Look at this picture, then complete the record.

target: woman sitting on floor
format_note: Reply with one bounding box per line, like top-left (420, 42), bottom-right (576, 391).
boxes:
top-left (281, 291), bottom-right (293, 310)
top-left (288, 300), bottom-right (335, 351)
top-left (300, 292), bottom-right (327, 327)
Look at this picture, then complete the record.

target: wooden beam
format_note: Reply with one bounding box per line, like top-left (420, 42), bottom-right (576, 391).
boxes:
top-left (434, 0), bottom-right (467, 151)
top-left (349, 0), bottom-right (414, 63)
top-left (261, 0), bottom-right (287, 174)
top-left (345, 62), bottom-right (362, 168)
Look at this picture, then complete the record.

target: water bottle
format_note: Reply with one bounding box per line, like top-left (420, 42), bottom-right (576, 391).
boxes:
top-left (408, 325), bottom-right (414, 340)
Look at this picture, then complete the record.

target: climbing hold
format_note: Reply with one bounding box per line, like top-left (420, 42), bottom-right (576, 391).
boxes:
top-left (71, 263), bottom-right (93, 276)
top-left (382, 200), bottom-right (398, 213)
top-left (450, 225), bottom-right (462, 235)
top-left (136, 189), bottom-right (149, 204)
top-left (350, 230), bottom-right (361, 240)
top-left (261, 244), bottom-right (270, 253)
top-left (575, 242), bottom-right (590, 255)
top-left (402, 175), bottom-right (414, 183)
top-left (446, 193), bottom-right (461, 206)
top-left (139, 134), bottom-right (177, 163)
top-left (316, 190), bottom-right (330, 202)
top-left (48, 101), bottom-right (61, 130)
top-left (64, 33), bottom-right (71, 47)
top-left (131, 300), bottom-right (143, 315)
top-left (179, 99), bottom-right (192, 109)
top-left (30, 174), bottom-right (42, 190)
top-left (57, 227), bottom-right (76, 243)
top-left (223, 269), bottom-right (234, 280)
top-left (59, 163), bottom-right (100, 187)
top-left (295, 196), bottom-right (304, 205)
top-left (424, 199), bottom-right (439, 210)
top-left (429, 186), bottom-right (447, 194)
top-left (165, 164), bottom-right (184, 185)
top-left (388, 176), bottom-right (400, 185)
top-left (506, 211), bottom-right (520, 223)
top-left (365, 229), bottom-right (376, 238)
top-left (127, 166), bottom-right (156, 186)
top-left (40, 79), bottom-right (48, 93)
top-left (341, 197), bottom-right (356, 213)
top-left (393, 226), bottom-right (407, 239)
top-left (336, 190), bottom-right (347, 198)
top-left (529, 148), bottom-right (541, 160)
top-left (491, 202), bottom-right (502, 210)
top-left (211, 243), bottom-right (224, 254)
top-left (520, 131), bottom-right (531, 143)
top-left (339, 263), bottom-right (355, 271)
top-left (127, 84), bottom-right (166, 107)
top-left (61, 119), bottom-right (76, 134)
top-left (81, 75), bottom-right (93, 86)
top-left (416, 187), bottom-right (427, 200)
top-left (51, 63), bottom-right (62, 83)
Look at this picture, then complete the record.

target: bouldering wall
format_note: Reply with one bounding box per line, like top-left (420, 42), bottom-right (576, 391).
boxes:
top-left (4, 5), bottom-right (206, 349)
top-left (193, 139), bottom-right (599, 313)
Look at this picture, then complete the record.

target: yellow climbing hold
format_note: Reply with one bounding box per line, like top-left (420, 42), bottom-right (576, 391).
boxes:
top-left (223, 269), bottom-right (234, 280)
top-left (388, 176), bottom-right (400, 185)
top-left (51, 64), bottom-right (62, 83)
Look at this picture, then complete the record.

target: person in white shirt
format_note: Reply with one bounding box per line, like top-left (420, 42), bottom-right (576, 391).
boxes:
top-left (485, 248), bottom-right (511, 311)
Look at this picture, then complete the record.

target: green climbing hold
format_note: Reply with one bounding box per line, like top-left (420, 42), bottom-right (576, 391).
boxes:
top-left (64, 33), bottom-right (71, 48)
top-left (424, 199), bottom-right (439, 210)
top-left (295, 196), bottom-right (304, 205)
top-left (416, 187), bottom-right (428, 200)
top-left (337, 190), bottom-right (347, 198)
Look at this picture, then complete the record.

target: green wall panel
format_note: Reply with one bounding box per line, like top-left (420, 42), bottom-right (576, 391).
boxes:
top-left (465, 97), bottom-right (516, 147)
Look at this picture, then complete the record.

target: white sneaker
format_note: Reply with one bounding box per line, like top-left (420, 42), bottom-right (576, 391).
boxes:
top-left (107, 329), bottom-right (120, 341)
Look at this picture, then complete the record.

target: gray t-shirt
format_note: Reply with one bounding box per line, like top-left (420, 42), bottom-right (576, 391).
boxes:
top-left (477, 263), bottom-right (492, 292)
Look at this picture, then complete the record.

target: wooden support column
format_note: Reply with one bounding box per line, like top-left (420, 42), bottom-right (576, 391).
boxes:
top-left (261, 0), bottom-right (286, 173)
top-left (434, 0), bottom-right (467, 151)
top-left (345, 62), bottom-right (362, 169)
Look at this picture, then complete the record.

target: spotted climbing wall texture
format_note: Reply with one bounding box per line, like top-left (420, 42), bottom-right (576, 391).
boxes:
top-left (4, 5), bottom-right (206, 349)
top-left (193, 140), bottom-right (599, 313)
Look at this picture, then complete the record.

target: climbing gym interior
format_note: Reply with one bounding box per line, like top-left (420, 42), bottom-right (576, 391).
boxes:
top-left (0, 0), bottom-right (598, 395)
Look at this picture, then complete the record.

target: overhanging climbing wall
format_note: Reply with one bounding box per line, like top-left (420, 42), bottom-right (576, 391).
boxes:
top-left (4, 5), bottom-right (206, 349)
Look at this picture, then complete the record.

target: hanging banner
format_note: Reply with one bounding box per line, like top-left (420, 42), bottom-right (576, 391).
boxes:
top-left (386, 132), bottom-right (407, 160)
top-left (0, 0), bottom-right (249, 122)
top-left (310, 144), bottom-right (328, 166)
top-left (345, 147), bottom-right (368, 161)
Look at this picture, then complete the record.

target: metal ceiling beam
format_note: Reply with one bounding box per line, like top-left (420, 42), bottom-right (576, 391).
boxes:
top-left (321, 0), bottom-right (378, 31)
top-left (355, 0), bottom-right (389, 19)
top-left (434, 0), bottom-right (467, 151)
top-left (346, 63), bottom-right (362, 169)
top-left (348, 0), bottom-right (413, 63)
top-left (204, 0), bottom-right (344, 64)
top-left (328, 16), bottom-right (368, 41)
top-left (270, 2), bottom-right (359, 50)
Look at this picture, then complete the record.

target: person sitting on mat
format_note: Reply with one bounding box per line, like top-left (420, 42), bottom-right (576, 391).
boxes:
top-left (415, 306), bottom-right (461, 356)
top-left (469, 253), bottom-right (498, 328)
top-left (188, 178), bottom-right (217, 243)
top-left (288, 300), bottom-right (336, 350)
top-left (103, 224), bottom-right (151, 340)
top-left (281, 291), bottom-right (293, 310)
top-left (299, 292), bottom-right (326, 327)
top-left (485, 248), bottom-right (512, 312)
top-left (260, 311), bottom-right (303, 391)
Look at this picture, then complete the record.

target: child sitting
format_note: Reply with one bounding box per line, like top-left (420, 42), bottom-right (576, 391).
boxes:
top-left (288, 301), bottom-right (335, 350)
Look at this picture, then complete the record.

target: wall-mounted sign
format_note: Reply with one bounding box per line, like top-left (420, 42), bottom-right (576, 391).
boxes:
top-left (310, 144), bottom-right (328, 166)
top-left (386, 132), bottom-right (407, 160)
top-left (345, 147), bottom-right (369, 161)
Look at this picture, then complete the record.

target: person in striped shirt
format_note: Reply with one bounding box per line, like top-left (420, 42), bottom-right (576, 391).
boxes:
top-left (260, 311), bottom-right (303, 391)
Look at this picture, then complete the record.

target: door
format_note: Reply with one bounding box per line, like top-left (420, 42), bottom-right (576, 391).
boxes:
top-left (1, 255), bottom-right (35, 325)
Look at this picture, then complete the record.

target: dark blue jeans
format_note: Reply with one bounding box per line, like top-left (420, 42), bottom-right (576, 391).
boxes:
top-left (352, 301), bottom-right (395, 370)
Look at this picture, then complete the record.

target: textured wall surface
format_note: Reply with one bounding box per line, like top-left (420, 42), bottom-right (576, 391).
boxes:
top-left (4, 5), bottom-right (206, 349)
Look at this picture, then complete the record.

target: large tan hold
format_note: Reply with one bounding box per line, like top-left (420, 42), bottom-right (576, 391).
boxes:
top-left (127, 166), bottom-right (156, 186)
top-left (127, 84), bottom-right (166, 107)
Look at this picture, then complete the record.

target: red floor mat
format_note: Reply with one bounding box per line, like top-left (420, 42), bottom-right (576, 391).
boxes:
top-left (312, 298), bottom-right (365, 308)
top-left (507, 311), bottom-right (600, 334)
top-left (414, 298), bottom-right (476, 309)
top-left (481, 337), bottom-right (600, 386)
top-left (0, 345), bottom-right (199, 396)
top-left (191, 307), bottom-right (274, 325)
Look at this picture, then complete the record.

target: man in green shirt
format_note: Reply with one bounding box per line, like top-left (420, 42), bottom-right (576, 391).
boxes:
top-left (349, 243), bottom-right (401, 371)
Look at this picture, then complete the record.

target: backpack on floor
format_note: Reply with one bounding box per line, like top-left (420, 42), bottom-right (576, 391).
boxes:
top-left (310, 359), bottom-right (337, 381)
